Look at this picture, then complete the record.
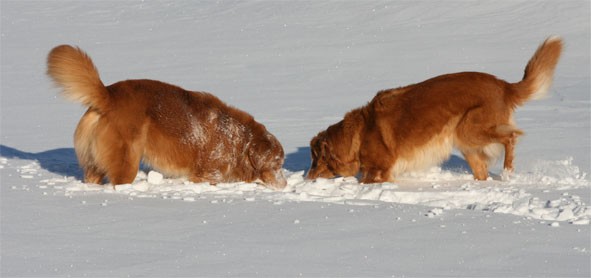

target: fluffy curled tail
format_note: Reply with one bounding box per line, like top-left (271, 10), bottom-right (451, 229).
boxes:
top-left (47, 45), bottom-right (109, 112)
top-left (509, 36), bottom-right (563, 106)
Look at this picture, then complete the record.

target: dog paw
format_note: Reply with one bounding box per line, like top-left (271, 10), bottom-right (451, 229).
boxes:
top-left (501, 168), bottom-right (515, 181)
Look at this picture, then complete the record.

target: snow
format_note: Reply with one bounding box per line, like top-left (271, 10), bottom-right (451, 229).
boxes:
top-left (1, 0), bottom-right (590, 277)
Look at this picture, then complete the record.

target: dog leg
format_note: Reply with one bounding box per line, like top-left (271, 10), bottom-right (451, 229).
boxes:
top-left (494, 126), bottom-right (523, 172)
top-left (103, 143), bottom-right (142, 187)
top-left (361, 166), bottom-right (391, 184)
top-left (503, 137), bottom-right (516, 172)
top-left (361, 169), bottom-right (381, 183)
top-left (189, 174), bottom-right (215, 185)
top-left (74, 109), bottom-right (105, 184)
top-left (462, 151), bottom-right (489, 180)
top-left (83, 165), bottom-right (105, 184)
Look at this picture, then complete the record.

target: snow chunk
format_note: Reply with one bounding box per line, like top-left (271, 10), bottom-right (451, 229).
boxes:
top-left (147, 171), bottom-right (164, 184)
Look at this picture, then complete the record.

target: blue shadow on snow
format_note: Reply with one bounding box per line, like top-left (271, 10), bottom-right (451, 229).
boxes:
top-left (0, 144), bottom-right (472, 181)
top-left (0, 145), bottom-right (83, 179)
top-left (284, 146), bottom-right (312, 174)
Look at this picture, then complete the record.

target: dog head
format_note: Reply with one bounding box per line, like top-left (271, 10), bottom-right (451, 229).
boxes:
top-left (307, 120), bottom-right (361, 180)
top-left (248, 132), bottom-right (287, 189)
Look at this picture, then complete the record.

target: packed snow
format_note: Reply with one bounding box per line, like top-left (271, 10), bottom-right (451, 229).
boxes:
top-left (1, 1), bottom-right (590, 277)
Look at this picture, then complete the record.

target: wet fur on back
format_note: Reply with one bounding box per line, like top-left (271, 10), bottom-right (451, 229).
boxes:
top-left (308, 37), bottom-right (562, 183)
top-left (47, 45), bottom-right (287, 189)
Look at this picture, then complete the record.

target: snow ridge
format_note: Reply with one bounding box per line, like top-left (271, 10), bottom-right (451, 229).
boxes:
top-left (6, 155), bottom-right (588, 225)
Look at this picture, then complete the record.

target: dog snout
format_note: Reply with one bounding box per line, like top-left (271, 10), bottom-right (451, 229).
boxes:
top-left (274, 170), bottom-right (287, 189)
top-left (262, 169), bottom-right (287, 190)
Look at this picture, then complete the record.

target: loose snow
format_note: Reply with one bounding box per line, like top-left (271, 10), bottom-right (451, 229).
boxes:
top-left (25, 159), bottom-right (590, 225)
top-left (1, 1), bottom-right (589, 277)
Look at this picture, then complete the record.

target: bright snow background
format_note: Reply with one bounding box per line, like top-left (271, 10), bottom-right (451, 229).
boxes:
top-left (1, 1), bottom-right (590, 277)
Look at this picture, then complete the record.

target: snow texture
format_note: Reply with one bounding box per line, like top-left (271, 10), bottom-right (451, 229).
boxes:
top-left (1, 1), bottom-right (590, 277)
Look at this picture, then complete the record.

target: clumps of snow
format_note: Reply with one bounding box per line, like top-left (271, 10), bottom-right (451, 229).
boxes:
top-left (486, 192), bottom-right (590, 224)
top-left (12, 156), bottom-right (591, 225)
top-left (0, 157), bottom-right (7, 169)
top-left (425, 208), bottom-right (444, 218)
top-left (397, 166), bottom-right (474, 182)
top-left (16, 162), bottom-right (40, 179)
top-left (147, 170), bottom-right (164, 184)
top-left (571, 219), bottom-right (590, 225)
top-left (508, 157), bottom-right (588, 188)
top-left (183, 196), bottom-right (195, 202)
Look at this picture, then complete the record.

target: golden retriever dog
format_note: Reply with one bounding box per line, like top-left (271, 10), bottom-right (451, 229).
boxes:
top-left (47, 45), bottom-right (286, 189)
top-left (308, 37), bottom-right (562, 183)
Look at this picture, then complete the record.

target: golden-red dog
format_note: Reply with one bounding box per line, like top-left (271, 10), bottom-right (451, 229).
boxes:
top-left (308, 37), bottom-right (562, 183)
top-left (47, 45), bottom-right (286, 189)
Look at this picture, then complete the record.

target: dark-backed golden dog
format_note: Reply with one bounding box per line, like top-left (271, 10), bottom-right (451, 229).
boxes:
top-left (308, 37), bottom-right (562, 183)
top-left (47, 45), bottom-right (286, 189)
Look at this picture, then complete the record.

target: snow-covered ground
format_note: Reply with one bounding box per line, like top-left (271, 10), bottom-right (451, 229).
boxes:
top-left (1, 1), bottom-right (589, 276)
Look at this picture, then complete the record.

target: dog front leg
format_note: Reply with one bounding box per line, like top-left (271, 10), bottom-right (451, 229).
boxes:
top-left (359, 147), bottom-right (394, 184)
top-left (361, 166), bottom-right (391, 184)
top-left (83, 165), bottom-right (106, 185)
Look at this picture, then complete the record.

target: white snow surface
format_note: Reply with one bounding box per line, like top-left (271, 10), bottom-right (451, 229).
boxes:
top-left (1, 1), bottom-right (590, 277)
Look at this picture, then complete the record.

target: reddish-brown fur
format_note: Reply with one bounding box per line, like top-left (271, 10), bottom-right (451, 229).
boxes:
top-left (47, 45), bottom-right (287, 189)
top-left (308, 37), bottom-right (562, 183)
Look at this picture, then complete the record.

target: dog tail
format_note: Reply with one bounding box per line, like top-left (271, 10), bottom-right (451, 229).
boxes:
top-left (47, 45), bottom-right (110, 112)
top-left (509, 36), bottom-right (563, 106)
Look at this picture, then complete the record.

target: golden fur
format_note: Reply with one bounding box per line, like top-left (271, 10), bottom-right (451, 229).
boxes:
top-left (308, 37), bottom-right (563, 183)
top-left (47, 45), bottom-right (287, 189)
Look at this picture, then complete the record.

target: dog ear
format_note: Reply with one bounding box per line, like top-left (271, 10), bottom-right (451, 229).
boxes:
top-left (248, 138), bottom-right (279, 171)
top-left (310, 137), bottom-right (320, 160)
top-left (247, 143), bottom-right (263, 171)
top-left (322, 140), bottom-right (343, 164)
top-left (320, 140), bottom-right (329, 159)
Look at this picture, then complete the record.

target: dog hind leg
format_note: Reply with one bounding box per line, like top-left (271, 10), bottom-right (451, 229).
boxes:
top-left (461, 150), bottom-right (489, 180)
top-left (94, 128), bottom-right (144, 187)
top-left (492, 125), bottom-right (523, 172)
top-left (104, 143), bottom-right (142, 186)
top-left (74, 109), bottom-right (107, 184)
